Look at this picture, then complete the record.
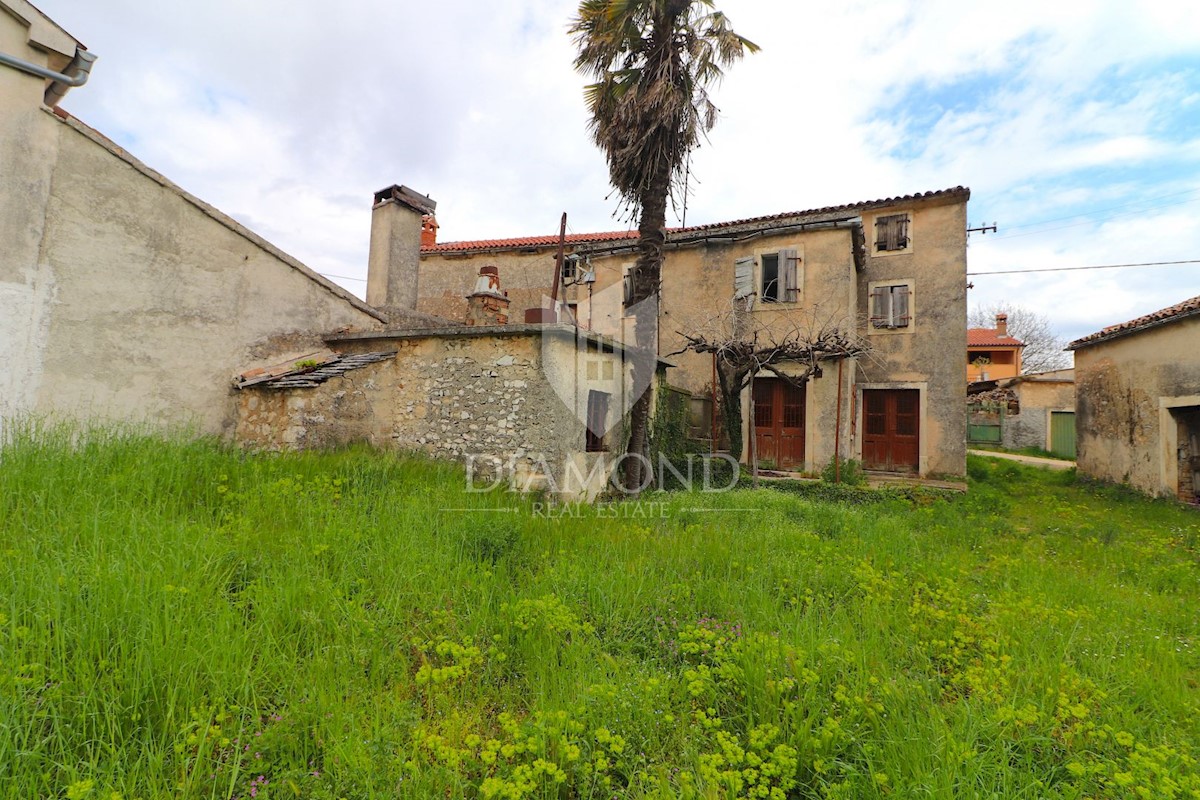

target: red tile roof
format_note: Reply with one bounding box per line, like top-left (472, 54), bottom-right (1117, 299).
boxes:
top-left (1068, 294), bottom-right (1200, 350)
top-left (422, 186), bottom-right (969, 254)
top-left (968, 328), bottom-right (1025, 347)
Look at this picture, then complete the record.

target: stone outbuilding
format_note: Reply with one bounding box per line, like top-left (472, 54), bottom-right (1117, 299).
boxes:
top-left (968, 369), bottom-right (1076, 457)
top-left (1068, 295), bottom-right (1200, 502)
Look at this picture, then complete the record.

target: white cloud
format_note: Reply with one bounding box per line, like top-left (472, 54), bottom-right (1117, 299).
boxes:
top-left (40, 0), bottom-right (1200, 334)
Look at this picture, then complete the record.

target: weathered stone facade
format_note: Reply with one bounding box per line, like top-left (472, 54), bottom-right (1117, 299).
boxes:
top-left (237, 326), bottom-right (642, 498)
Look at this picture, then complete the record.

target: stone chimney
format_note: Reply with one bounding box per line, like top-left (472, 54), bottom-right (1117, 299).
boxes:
top-left (466, 265), bottom-right (510, 326)
top-left (995, 312), bottom-right (1009, 337)
top-left (366, 185), bottom-right (436, 315)
top-left (421, 215), bottom-right (438, 247)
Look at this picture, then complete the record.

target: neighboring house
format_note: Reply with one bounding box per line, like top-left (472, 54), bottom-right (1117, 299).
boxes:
top-left (1068, 295), bottom-right (1200, 502)
top-left (421, 188), bottom-right (971, 478)
top-left (967, 314), bottom-right (1024, 383)
top-left (0, 1), bottom-right (384, 436)
top-left (967, 369), bottom-right (1076, 457)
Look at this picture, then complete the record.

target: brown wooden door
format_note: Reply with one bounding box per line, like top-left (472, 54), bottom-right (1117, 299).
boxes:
top-left (752, 379), bottom-right (805, 469)
top-left (862, 389), bottom-right (919, 472)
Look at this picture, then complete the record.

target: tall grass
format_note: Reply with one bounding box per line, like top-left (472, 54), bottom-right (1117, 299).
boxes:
top-left (1, 427), bottom-right (1198, 798)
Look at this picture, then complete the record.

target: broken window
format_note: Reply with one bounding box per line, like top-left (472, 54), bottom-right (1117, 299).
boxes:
top-left (585, 390), bottom-right (610, 452)
top-left (870, 283), bottom-right (911, 329)
top-left (874, 213), bottom-right (910, 252)
top-left (738, 250), bottom-right (800, 305)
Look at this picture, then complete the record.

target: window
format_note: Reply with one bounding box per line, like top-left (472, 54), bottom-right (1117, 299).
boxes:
top-left (760, 250), bottom-right (799, 303)
top-left (735, 250), bottom-right (799, 305)
top-left (561, 255), bottom-right (579, 282)
top-left (585, 390), bottom-right (610, 452)
top-left (870, 283), bottom-right (911, 329)
top-left (622, 267), bottom-right (634, 306)
top-left (874, 213), bottom-right (910, 252)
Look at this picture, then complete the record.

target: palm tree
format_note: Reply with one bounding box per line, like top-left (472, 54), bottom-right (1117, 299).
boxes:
top-left (571, 0), bottom-right (756, 491)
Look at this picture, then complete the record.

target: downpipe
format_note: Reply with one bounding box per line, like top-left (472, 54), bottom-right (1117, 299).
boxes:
top-left (0, 47), bottom-right (97, 106)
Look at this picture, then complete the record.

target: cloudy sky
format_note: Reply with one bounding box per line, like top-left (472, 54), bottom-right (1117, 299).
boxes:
top-left (47, 0), bottom-right (1200, 342)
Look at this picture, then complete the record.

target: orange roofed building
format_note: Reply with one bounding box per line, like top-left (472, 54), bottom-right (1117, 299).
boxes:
top-left (968, 313), bottom-right (1024, 383)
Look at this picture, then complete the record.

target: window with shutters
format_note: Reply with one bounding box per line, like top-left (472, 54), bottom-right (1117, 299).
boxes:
top-left (735, 249), bottom-right (800, 306)
top-left (869, 282), bottom-right (913, 330)
top-left (873, 213), bottom-right (911, 253)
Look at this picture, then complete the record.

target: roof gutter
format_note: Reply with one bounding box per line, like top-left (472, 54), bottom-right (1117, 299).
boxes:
top-left (0, 46), bottom-right (97, 106)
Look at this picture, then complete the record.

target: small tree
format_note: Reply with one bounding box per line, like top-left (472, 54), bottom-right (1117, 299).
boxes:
top-left (969, 303), bottom-right (1071, 374)
top-left (672, 303), bottom-right (869, 464)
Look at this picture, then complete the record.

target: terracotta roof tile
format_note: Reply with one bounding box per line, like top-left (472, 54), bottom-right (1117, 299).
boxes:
top-left (968, 328), bottom-right (1025, 347)
top-left (1068, 294), bottom-right (1200, 349)
top-left (423, 186), bottom-right (969, 254)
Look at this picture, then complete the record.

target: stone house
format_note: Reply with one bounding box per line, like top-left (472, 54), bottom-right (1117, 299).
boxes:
top-left (1068, 295), bottom-right (1200, 502)
top-left (967, 313), bottom-right (1025, 383)
top-left (420, 188), bottom-right (971, 478)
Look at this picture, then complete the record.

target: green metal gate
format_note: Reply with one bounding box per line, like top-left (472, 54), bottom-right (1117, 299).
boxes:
top-left (1050, 411), bottom-right (1076, 459)
top-left (967, 404), bottom-right (1004, 444)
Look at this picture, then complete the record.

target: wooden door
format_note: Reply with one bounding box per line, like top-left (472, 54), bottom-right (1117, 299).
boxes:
top-left (752, 379), bottom-right (805, 469)
top-left (862, 389), bottom-right (919, 472)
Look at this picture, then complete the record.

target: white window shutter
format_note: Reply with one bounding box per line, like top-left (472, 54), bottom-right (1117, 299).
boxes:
top-left (894, 284), bottom-right (911, 327)
top-left (782, 249), bottom-right (799, 302)
top-left (734, 256), bottom-right (755, 302)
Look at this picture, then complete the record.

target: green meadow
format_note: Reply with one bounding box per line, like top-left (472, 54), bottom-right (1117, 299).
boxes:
top-left (1, 428), bottom-right (1198, 799)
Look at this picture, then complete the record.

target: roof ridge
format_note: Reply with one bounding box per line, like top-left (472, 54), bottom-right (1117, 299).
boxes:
top-left (423, 186), bottom-right (969, 254)
top-left (1068, 294), bottom-right (1200, 349)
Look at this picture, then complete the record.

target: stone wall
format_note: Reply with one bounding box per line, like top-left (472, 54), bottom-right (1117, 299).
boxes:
top-left (1002, 380), bottom-right (1075, 452)
top-left (0, 6), bottom-right (384, 437)
top-left (237, 329), bottom-right (635, 498)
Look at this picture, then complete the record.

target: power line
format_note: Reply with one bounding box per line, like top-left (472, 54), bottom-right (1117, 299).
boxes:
top-left (320, 272), bottom-right (366, 282)
top-left (998, 187), bottom-right (1200, 232)
top-left (990, 194), bottom-right (1200, 241)
top-left (969, 259), bottom-right (1200, 276)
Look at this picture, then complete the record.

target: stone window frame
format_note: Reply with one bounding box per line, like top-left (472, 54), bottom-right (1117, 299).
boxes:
top-left (869, 209), bottom-right (914, 256)
top-left (867, 278), bottom-right (916, 335)
top-left (753, 245), bottom-right (803, 307)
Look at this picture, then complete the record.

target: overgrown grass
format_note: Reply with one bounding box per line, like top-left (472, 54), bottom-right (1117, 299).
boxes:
top-left (2, 428), bottom-right (1198, 799)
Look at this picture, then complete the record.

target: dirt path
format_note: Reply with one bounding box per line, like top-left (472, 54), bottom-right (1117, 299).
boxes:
top-left (968, 449), bottom-right (1075, 471)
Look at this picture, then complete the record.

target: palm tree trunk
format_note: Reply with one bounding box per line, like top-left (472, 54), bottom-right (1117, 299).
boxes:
top-left (622, 163), bottom-right (671, 493)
